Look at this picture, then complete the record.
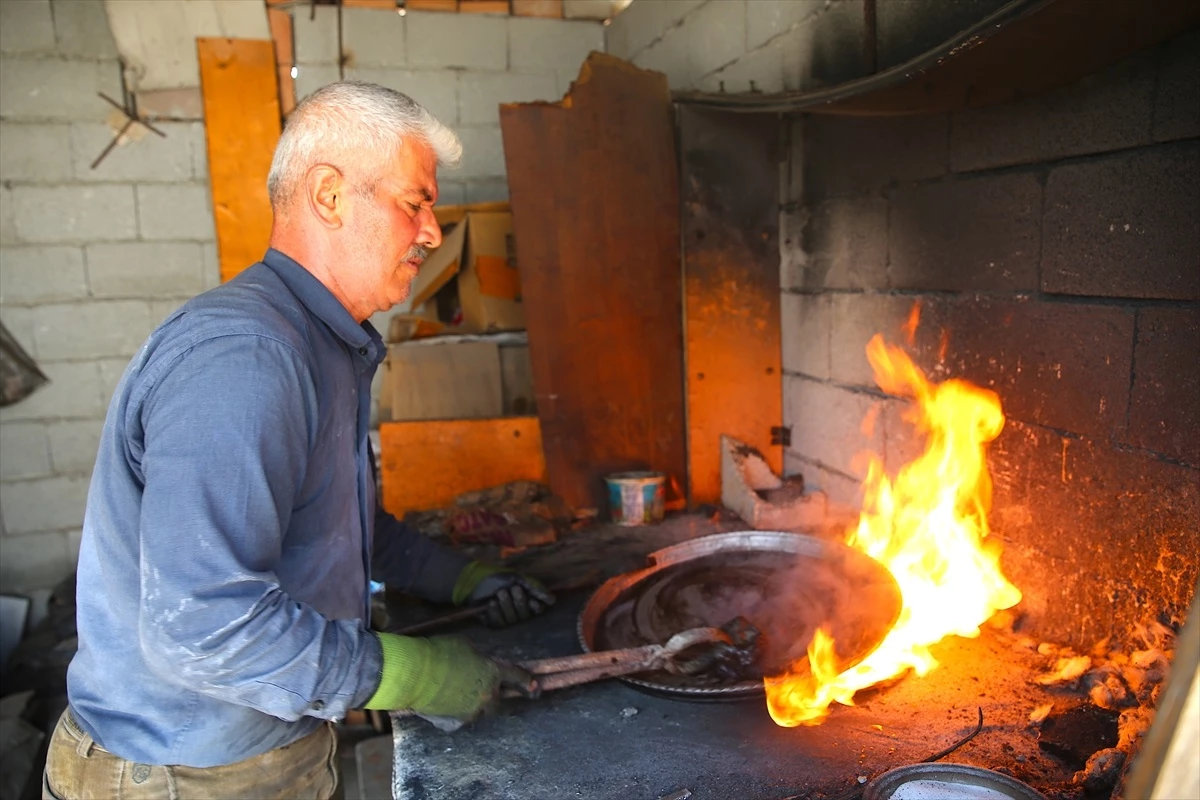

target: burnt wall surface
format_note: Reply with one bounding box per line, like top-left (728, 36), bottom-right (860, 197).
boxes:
top-left (780, 29), bottom-right (1199, 650)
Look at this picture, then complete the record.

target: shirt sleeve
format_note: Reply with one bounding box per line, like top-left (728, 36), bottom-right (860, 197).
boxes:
top-left (133, 334), bottom-right (383, 721)
top-left (371, 501), bottom-right (471, 604)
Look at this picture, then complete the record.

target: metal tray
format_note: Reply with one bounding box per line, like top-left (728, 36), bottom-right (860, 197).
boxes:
top-left (863, 763), bottom-right (1048, 800)
top-left (578, 531), bottom-right (902, 699)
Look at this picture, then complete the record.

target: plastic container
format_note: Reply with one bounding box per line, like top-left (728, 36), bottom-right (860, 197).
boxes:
top-left (605, 471), bottom-right (666, 526)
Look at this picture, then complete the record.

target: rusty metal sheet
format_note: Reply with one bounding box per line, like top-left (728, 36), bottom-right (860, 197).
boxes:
top-left (499, 53), bottom-right (687, 512)
top-left (679, 107), bottom-right (783, 506)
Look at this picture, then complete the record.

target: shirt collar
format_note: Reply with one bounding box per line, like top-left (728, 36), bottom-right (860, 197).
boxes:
top-left (261, 248), bottom-right (384, 365)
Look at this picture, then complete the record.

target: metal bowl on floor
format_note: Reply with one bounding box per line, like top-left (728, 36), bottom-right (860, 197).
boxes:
top-left (578, 531), bottom-right (902, 699)
top-left (863, 763), bottom-right (1048, 800)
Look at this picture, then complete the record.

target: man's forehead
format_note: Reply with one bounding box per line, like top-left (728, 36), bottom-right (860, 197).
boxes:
top-left (392, 139), bottom-right (439, 201)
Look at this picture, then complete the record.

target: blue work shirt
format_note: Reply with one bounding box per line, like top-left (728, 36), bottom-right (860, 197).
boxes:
top-left (67, 249), bottom-right (470, 768)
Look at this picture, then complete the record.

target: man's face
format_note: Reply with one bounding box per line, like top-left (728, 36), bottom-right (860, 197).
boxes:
top-left (343, 138), bottom-right (442, 317)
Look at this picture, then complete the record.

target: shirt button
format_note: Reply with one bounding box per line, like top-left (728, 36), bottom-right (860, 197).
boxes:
top-left (358, 347), bottom-right (368, 356)
top-left (311, 700), bottom-right (325, 711)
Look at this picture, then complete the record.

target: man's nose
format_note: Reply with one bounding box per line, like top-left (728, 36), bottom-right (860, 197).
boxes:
top-left (418, 209), bottom-right (442, 250)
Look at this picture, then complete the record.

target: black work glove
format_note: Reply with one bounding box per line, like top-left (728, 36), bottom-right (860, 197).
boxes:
top-left (451, 561), bottom-right (556, 627)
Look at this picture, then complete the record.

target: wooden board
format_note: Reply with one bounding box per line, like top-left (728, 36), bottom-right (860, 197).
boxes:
top-left (512, 0), bottom-right (564, 18)
top-left (379, 417), bottom-right (546, 516)
top-left (678, 107), bottom-right (783, 505)
top-left (460, 0), bottom-right (509, 12)
top-left (267, 8), bottom-right (296, 117)
top-left (434, 201), bottom-right (510, 227)
top-left (384, 341), bottom-right (503, 422)
top-left (500, 53), bottom-right (687, 512)
top-left (197, 38), bottom-right (282, 283)
top-left (407, 0), bottom-right (458, 10)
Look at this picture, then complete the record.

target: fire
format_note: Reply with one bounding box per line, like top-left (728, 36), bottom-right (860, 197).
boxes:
top-left (765, 334), bottom-right (1022, 726)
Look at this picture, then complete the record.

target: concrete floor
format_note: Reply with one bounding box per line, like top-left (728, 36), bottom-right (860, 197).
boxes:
top-left (336, 722), bottom-right (392, 800)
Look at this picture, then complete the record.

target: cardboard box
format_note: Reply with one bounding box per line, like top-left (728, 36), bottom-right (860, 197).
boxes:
top-left (378, 335), bottom-right (535, 422)
top-left (409, 211), bottom-right (525, 334)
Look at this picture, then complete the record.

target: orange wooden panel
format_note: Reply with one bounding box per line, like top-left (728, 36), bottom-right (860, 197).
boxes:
top-left (499, 53), bottom-right (687, 512)
top-left (267, 9), bottom-right (296, 117)
top-left (344, 0), bottom-right (398, 8)
top-left (512, 0), bottom-right (563, 17)
top-left (433, 200), bottom-right (510, 227)
top-left (379, 417), bottom-right (546, 517)
top-left (407, 0), bottom-right (458, 11)
top-left (459, 0), bottom-right (509, 13)
top-left (198, 38), bottom-right (282, 283)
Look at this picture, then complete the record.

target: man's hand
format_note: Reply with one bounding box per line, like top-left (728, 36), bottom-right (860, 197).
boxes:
top-left (364, 633), bottom-right (538, 723)
top-left (452, 561), bottom-right (556, 627)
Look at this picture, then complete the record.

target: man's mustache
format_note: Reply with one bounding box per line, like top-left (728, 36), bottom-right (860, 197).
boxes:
top-left (405, 245), bottom-right (429, 265)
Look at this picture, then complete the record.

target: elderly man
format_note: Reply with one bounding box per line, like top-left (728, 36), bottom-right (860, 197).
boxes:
top-left (43, 82), bottom-right (549, 800)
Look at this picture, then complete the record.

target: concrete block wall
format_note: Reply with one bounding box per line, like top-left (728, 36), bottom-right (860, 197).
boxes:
top-left (604, 0), bottom-right (1008, 95)
top-left (779, 30), bottom-right (1200, 648)
top-left (290, 5), bottom-right (603, 207)
top-left (0, 0), bottom-right (218, 600)
top-left (606, 0), bottom-right (867, 94)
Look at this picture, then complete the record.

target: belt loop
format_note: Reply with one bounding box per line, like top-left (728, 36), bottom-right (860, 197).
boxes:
top-left (75, 732), bottom-right (96, 758)
top-left (68, 710), bottom-right (96, 758)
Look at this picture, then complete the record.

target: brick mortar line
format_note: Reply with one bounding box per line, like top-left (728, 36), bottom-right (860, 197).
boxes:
top-left (1, 180), bottom-right (207, 187)
top-left (0, 295), bottom-right (208, 309)
top-left (0, 52), bottom-right (120, 65)
top-left (941, 136), bottom-right (1200, 181)
top-left (778, 287), bottom-right (1200, 309)
top-left (697, 1), bottom-right (836, 85)
top-left (0, 470), bottom-right (93, 486)
top-left (0, 417), bottom-right (108, 425)
top-left (783, 135), bottom-right (1197, 201)
top-left (1124, 308), bottom-right (1140, 450)
top-left (782, 369), bottom-right (890, 400)
top-left (781, 368), bottom-right (1200, 470)
top-left (780, 450), bottom-right (859, 485)
top-left (0, 528), bottom-right (80, 539)
top-left (12, 359), bottom-right (139, 371)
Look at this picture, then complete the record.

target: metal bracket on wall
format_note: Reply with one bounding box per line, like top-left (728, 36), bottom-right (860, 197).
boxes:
top-left (770, 426), bottom-right (792, 447)
top-left (89, 92), bottom-right (167, 170)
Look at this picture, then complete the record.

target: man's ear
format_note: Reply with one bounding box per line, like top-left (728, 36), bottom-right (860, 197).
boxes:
top-left (306, 164), bottom-right (344, 229)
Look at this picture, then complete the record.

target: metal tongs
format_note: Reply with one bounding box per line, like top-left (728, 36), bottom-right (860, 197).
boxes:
top-left (505, 616), bottom-right (762, 697)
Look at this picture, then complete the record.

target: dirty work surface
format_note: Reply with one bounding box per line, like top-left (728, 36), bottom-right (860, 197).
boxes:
top-left (387, 516), bottom-right (1080, 800)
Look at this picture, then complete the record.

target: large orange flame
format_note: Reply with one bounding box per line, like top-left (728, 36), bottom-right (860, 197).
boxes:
top-left (765, 334), bottom-right (1022, 726)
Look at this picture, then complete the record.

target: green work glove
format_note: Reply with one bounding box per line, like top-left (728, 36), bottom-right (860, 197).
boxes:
top-left (364, 633), bottom-right (537, 721)
top-left (452, 561), bottom-right (556, 627)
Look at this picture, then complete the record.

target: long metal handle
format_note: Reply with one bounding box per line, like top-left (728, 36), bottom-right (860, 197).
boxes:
top-left (501, 650), bottom-right (665, 698)
top-left (518, 644), bottom-right (665, 676)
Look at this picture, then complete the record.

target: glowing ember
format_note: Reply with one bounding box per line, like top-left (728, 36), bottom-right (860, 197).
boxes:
top-left (765, 333), bottom-right (1022, 726)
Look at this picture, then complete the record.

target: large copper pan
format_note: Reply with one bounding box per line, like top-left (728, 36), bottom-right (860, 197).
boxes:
top-left (578, 531), bottom-right (902, 699)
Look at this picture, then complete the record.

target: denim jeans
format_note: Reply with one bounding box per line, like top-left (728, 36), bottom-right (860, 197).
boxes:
top-left (42, 709), bottom-right (341, 800)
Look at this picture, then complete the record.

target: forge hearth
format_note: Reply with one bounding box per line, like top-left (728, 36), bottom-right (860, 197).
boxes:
top-left (385, 518), bottom-right (1174, 800)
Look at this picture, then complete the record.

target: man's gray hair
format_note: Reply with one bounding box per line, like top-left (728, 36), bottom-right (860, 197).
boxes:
top-left (267, 81), bottom-right (462, 210)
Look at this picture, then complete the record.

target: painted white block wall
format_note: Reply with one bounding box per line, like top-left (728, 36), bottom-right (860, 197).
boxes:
top-left (0, 0), bottom-right (219, 599)
top-left (292, 6), bottom-right (605, 207)
top-left (605, 0), bottom-right (865, 94)
top-left (291, 5), bottom-right (605, 374)
top-left (0, 1), bottom-right (607, 601)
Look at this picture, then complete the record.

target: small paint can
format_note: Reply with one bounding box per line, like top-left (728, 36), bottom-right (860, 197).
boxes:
top-left (605, 471), bottom-right (666, 526)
